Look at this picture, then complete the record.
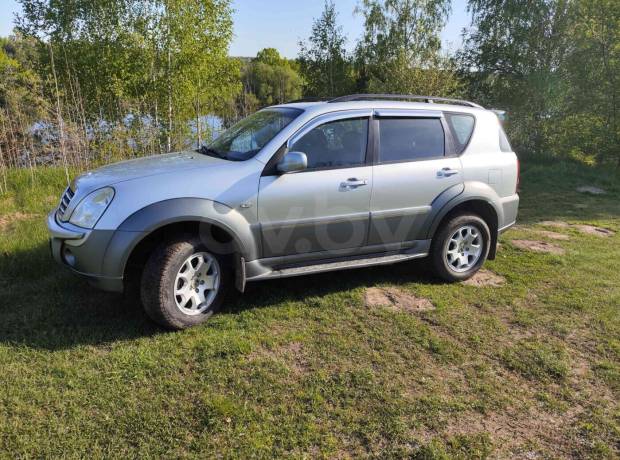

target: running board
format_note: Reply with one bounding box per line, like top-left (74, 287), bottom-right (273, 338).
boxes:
top-left (247, 252), bottom-right (428, 281)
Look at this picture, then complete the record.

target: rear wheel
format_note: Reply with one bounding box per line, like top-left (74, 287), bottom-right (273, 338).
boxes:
top-left (140, 235), bottom-right (230, 329)
top-left (430, 214), bottom-right (491, 282)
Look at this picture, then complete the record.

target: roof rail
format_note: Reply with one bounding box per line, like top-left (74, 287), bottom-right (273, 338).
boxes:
top-left (328, 94), bottom-right (483, 109)
top-left (287, 97), bottom-right (332, 104)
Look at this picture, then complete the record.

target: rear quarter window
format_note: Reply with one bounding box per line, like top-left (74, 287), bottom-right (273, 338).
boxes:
top-left (445, 113), bottom-right (475, 154)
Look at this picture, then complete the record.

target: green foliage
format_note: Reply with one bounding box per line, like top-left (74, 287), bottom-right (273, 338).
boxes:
top-left (247, 49), bottom-right (302, 106)
top-left (355, 0), bottom-right (461, 96)
top-left (0, 34), bottom-right (46, 120)
top-left (16, 0), bottom-right (240, 151)
top-left (226, 49), bottom-right (302, 123)
top-left (562, 0), bottom-right (620, 165)
top-left (298, 1), bottom-right (355, 97)
top-left (459, 0), bottom-right (619, 166)
top-left (2, 0), bottom-right (619, 170)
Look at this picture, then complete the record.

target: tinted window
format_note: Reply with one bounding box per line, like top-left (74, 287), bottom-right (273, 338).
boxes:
top-left (290, 118), bottom-right (368, 169)
top-left (378, 118), bottom-right (444, 162)
top-left (446, 113), bottom-right (475, 152)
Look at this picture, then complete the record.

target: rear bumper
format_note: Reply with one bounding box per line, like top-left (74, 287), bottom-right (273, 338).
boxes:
top-left (499, 221), bottom-right (516, 233)
top-left (499, 194), bottom-right (519, 231)
top-left (47, 211), bottom-right (124, 293)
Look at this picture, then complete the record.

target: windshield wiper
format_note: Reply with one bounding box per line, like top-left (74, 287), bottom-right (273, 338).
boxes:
top-left (198, 145), bottom-right (227, 159)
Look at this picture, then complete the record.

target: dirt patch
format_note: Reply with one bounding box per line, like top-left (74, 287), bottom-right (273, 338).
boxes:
top-left (539, 221), bottom-right (570, 228)
top-left (0, 212), bottom-right (40, 232)
top-left (365, 287), bottom-right (435, 312)
top-left (511, 240), bottom-right (565, 255)
top-left (576, 185), bottom-right (606, 195)
top-left (535, 230), bottom-right (570, 241)
top-left (573, 224), bottom-right (614, 237)
top-left (538, 221), bottom-right (615, 238)
top-left (462, 269), bottom-right (506, 287)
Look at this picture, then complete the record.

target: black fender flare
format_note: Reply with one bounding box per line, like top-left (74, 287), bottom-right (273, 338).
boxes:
top-left (423, 182), bottom-right (504, 259)
top-left (101, 198), bottom-right (260, 279)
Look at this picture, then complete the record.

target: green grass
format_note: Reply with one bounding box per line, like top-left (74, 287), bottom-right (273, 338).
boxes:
top-left (0, 161), bottom-right (619, 458)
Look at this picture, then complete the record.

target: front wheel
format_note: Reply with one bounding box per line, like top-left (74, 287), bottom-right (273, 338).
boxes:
top-left (430, 214), bottom-right (491, 282)
top-left (140, 235), bottom-right (230, 329)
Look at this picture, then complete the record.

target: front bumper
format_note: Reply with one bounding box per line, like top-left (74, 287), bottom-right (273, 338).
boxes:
top-left (47, 211), bottom-right (124, 293)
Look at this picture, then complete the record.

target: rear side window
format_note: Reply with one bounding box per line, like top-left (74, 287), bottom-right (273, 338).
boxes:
top-left (499, 126), bottom-right (513, 152)
top-left (378, 118), bottom-right (444, 163)
top-left (445, 113), bottom-right (475, 153)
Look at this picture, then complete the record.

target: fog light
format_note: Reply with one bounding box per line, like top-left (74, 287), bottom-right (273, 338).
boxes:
top-left (62, 246), bottom-right (76, 267)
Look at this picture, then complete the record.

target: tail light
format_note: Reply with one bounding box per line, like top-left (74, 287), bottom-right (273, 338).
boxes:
top-left (516, 158), bottom-right (520, 193)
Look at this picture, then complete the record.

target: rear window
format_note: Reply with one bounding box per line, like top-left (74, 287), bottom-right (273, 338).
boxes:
top-left (378, 118), bottom-right (445, 163)
top-left (445, 113), bottom-right (475, 153)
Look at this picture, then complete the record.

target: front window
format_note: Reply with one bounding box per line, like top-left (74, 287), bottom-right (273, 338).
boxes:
top-left (290, 118), bottom-right (369, 169)
top-left (204, 108), bottom-right (302, 161)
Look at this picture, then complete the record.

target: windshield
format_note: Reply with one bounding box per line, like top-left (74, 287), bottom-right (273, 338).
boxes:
top-left (203, 108), bottom-right (302, 161)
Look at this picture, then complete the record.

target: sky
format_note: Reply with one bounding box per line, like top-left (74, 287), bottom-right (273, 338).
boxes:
top-left (0, 0), bottom-right (471, 58)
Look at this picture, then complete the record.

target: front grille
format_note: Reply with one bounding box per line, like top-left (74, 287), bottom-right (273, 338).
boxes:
top-left (58, 186), bottom-right (75, 221)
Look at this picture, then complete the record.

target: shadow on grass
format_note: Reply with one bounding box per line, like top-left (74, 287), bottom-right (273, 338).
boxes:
top-left (0, 241), bottom-right (438, 351)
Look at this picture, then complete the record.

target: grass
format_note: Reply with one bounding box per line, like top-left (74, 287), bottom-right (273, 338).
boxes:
top-left (0, 160), bottom-right (619, 458)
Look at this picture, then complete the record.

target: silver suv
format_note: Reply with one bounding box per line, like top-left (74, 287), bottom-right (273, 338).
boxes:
top-left (47, 94), bottom-right (519, 329)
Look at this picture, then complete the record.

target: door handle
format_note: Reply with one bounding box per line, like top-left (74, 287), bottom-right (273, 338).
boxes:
top-left (340, 178), bottom-right (368, 190)
top-left (437, 167), bottom-right (459, 177)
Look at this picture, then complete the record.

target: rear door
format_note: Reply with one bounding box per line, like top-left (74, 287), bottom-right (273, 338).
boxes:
top-left (368, 110), bottom-right (464, 246)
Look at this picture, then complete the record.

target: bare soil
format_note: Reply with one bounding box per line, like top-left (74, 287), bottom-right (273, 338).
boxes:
top-left (573, 224), bottom-right (615, 237)
top-left (462, 269), bottom-right (506, 287)
top-left (365, 287), bottom-right (435, 312)
top-left (511, 240), bottom-right (566, 255)
top-left (538, 220), bottom-right (614, 238)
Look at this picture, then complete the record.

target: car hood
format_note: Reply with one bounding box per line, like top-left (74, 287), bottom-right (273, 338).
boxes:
top-left (71, 151), bottom-right (226, 193)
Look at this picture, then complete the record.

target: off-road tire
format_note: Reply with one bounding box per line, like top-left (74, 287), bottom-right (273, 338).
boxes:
top-left (140, 234), bottom-right (230, 329)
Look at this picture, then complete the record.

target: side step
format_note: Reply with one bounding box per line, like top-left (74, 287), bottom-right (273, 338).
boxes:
top-left (249, 252), bottom-right (427, 281)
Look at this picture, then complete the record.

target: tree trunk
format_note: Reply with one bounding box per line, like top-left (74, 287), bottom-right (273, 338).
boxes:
top-left (196, 99), bottom-right (201, 148)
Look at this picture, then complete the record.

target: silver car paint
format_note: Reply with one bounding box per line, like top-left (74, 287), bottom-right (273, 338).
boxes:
top-left (95, 156), bottom-right (263, 230)
top-left (47, 99), bottom-right (519, 292)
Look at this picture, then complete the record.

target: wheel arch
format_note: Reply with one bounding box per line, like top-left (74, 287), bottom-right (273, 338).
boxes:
top-left (102, 198), bottom-right (259, 290)
top-left (426, 183), bottom-right (502, 260)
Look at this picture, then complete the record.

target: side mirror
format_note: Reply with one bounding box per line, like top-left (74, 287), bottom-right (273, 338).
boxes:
top-left (277, 151), bottom-right (307, 174)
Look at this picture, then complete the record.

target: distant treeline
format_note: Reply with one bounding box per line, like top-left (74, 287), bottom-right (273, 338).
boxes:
top-left (0, 0), bottom-right (618, 187)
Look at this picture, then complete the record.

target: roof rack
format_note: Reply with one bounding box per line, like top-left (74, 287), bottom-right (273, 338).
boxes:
top-left (328, 94), bottom-right (483, 109)
top-left (287, 97), bottom-right (332, 104)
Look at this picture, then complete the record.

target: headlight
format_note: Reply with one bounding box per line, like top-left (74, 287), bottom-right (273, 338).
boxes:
top-left (69, 187), bottom-right (115, 228)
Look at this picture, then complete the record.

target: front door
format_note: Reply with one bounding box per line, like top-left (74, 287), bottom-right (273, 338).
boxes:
top-left (368, 113), bottom-right (464, 246)
top-left (258, 113), bottom-right (372, 258)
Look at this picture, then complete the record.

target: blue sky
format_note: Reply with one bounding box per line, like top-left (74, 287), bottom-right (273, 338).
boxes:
top-left (0, 0), bottom-right (471, 57)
